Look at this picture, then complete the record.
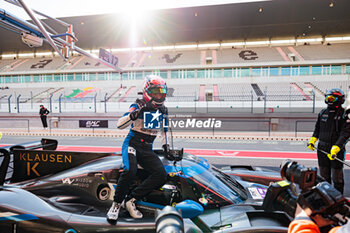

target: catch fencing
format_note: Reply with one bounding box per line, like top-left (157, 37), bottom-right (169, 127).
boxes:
top-left (0, 92), bottom-right (320, 114)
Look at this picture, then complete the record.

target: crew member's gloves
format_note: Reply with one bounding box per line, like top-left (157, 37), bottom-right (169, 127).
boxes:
top-left (162, 144), bottom-right (174, 161)
top-left (129, 109), bottom-right (142, 121)
top-left (307, 137), bottom-right (318, 151)
top-left (327, 145), bottom-right (340, 160)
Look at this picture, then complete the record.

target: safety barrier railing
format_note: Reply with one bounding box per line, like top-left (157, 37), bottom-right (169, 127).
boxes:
top-left (0, 119), bottom-right (30, 132)
top-left (295, 120), bottom-right (315, 137)
top-left (48, 118), bottom-right (119, 134)
top-left (0, 118), bottom-right (315, 138)
top-left (0, 92), bottom-right (317, 114)
top-left (45, 118), bottom-right (272, 136)
top-left (211, 119), bottom-right (272, 137)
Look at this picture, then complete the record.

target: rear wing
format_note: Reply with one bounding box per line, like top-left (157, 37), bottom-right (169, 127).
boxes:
top-left (0, 139), bottom-right (58, 185)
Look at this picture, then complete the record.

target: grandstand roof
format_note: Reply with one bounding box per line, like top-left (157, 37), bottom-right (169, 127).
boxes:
top-left (1, 0), bottom-right (350, 54)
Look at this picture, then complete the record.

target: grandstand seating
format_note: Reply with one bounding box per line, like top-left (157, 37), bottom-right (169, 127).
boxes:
top-left (306, 80), bottom-right (350, 94)
top-left (217, 47), bottom-right (285, 64)
top-left (259, 82), bottom-right (310, 101)
top-left (251, 83), bottom-right (264, 97)
top-left (1, 44), bottom-right (350, 74)
top-left (0, 87), bottom-right (56, 103)
top-left (1, 42), bottom-right (350, 110)
top-left (140, 50), bottom-right (200, 67)
top-left (294, 44), bottom-right (350, 60)
top-left (212, 84), bottom-right (219, 101)
top-left (11, 57), bottom-right (64, 72)
top-left (105, 86), bottom-right (123, 102)
top-left (218, 83), bottom-right (257, 101)
top-left (56, 87), bottom-right (103, 98)
top-left (30, 87), bottom-right (56, 103)
top-left (290, 83), bottom-right (312, 100)
top-left (119, 86), bottom-right (137, 102)
top-left (65, 56), bottom-right (110, 71)
top-left (165, 83), bottom-right (199, 101)
top-left (0, 78), bottom-right (349, 106)
top-left (0, 59), bottom-right (19, 72)
top-left (216, 82), bottom-right (315, 101)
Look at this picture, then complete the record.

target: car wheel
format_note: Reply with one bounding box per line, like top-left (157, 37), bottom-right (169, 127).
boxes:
top-left (97, 185), bottom-right (111, 201)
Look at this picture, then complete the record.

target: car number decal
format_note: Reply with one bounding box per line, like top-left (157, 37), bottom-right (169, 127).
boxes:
top-left (128, 147), bottom-right (136, 156)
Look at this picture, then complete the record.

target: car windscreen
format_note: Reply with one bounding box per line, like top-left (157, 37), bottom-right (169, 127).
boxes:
top-left (189, 166), bottom-right (247, 205)
top-left (165, 156), bottom-right (247, 206)
top-left (211, 166), bottom-right (248, 200)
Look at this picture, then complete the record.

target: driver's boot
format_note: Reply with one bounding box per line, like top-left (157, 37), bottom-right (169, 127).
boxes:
top-left (124, 198), bottom-right (143, 218)
top-left (107, 202), bottom-right (122, 220)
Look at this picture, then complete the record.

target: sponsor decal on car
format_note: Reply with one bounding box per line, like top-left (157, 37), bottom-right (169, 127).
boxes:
top-left (62, 177), bottom-right (93, 188)
top-left (19, 152), bottom-right (72, 163)
top-left (0, 212), bottom-right (38, 222)
top-left (248, 187), bottom-right (267, 199)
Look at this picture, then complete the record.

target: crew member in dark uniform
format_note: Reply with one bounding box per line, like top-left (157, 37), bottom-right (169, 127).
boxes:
top-left (39, 105), bottom-right (50, 129)
top-left (327, 93), bottom-right (350, 179)
top-left (307, 88), bottom-right (346, 193)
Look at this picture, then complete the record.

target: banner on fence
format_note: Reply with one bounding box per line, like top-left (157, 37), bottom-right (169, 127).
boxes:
top-left (79, 120), bottom-right (108, 128)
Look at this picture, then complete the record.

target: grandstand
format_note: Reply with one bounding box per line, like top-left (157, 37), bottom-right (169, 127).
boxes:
top-left (1, 44), bottom-right (350, 73)
top-left (0, 42), bottom-right (350, 114)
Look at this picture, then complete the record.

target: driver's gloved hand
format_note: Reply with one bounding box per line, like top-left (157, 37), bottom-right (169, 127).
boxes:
top-left (129, 109), bottom-right (142, 121)
top-left (140, 98), bottom-right (155, 111)
top-left (162, 144), bottom-right (174, 161)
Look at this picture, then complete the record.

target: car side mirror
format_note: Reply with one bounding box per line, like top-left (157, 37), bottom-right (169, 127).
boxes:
top-left (174, 199), bottom-right (203, 218)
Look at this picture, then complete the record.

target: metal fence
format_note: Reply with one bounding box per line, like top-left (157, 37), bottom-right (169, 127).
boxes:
top-left (0, 92), bottom-right (318, 114)
top-left (0, 117), bottom-right (317, 137)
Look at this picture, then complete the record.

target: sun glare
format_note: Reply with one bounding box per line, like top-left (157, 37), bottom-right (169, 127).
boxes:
top-left (117, 4), bottom-right (153, 48)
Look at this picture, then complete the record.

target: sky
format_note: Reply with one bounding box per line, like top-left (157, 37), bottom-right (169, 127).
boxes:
top-left (0, 0), bottom-right (270, 19)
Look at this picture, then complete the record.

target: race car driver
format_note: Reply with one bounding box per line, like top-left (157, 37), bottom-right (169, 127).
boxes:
top-left (107, 75), bottom-right (172, 221)
top-left (307, 88), bottom-right (346, 194)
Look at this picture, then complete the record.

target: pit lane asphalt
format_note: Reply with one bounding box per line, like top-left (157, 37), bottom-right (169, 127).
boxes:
top-left (1, 135), bottom-right (350, 196)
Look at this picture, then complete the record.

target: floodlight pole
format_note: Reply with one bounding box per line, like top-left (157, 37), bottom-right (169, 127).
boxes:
top-left (6, 0), bottom-right (68, 27)
top-left (2, 1), bottom-right (123, 72)
top-left (5, 0), bottom-right (58, 34)
top-left (17, 0), bottom-right (66, 61)
top-left (74, 47), bottom-right (123, 73)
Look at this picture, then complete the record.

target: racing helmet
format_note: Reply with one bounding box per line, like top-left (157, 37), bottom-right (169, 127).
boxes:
top-left (143, 75), bottom-right (167, 108)
top-left (325, 88), bottom-right (345, 108)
